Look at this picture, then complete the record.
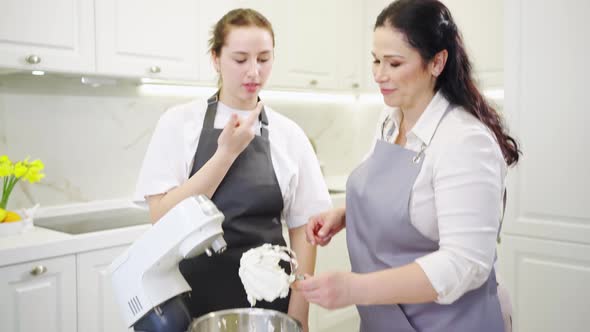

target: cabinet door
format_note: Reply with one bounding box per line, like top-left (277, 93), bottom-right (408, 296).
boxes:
top-left (309, 194), bottom-right (360, 332)
top-left (502, 1), bottom-right (590, 330)
top-left (361, 0), bottom-right (390, 92)
top-left (498, 235), bottom-right (590, 332)
top-left (271, 0), bottom-right (362, 91)
top-left (197, 0), bottom-right (287, 87)
top-left (95, 0), bottom-right (199, 80)
top-left (77, 245), bottom-right (132, 332)
top-left (440, 0), bottom-right (503, 88)
top-left (362, 0), bottom-right (503, 90)
top-left (0, 0), bottom-right (94, 73)
top-left (0, 255), bottom-right (76, 332)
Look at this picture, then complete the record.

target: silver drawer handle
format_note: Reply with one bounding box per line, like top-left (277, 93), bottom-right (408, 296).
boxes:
top-left (309, 79), bottom-right (318, 86)
top-left (30, 265), bottom-right (47, 276)
top-left (25, 54), bottom-right (42, 65)
top-left (149, 66), bottom-right (161, 74)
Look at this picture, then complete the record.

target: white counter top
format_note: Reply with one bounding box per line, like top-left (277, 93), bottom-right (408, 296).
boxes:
top-left (0, 191), bottom-right (347, 267)
top-left (0, 223), bottom-right (151, 266)
top-left (0, 199), bottom-right (152, 267)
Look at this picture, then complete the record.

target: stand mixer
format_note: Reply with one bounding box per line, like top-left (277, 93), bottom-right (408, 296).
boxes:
top-left (109, 195), bottom-right (226, 332)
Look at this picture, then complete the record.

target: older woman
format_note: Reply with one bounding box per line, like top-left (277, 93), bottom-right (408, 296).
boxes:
top-left (296, 1), bottom-right (519, 331)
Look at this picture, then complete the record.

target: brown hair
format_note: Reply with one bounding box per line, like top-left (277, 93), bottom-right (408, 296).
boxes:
top-left (376, 0), bottom-right (521, 166)
top-left (209, 8), bottom-right (275, 57)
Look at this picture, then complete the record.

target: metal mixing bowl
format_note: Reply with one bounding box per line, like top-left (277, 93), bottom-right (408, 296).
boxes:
top-left (187, 308), bottom-right (302, 332)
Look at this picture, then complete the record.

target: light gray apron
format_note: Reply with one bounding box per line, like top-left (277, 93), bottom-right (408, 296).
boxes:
top-left (346, 107), bottom-right (504, 331)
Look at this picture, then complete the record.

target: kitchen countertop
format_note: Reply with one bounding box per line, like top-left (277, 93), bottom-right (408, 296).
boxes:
top-left (0, 192), bottom-right (347, 267)
top-left (0, 221), bottom-right (150, 267)
top-left (0, 199), bottom-right (152, 266)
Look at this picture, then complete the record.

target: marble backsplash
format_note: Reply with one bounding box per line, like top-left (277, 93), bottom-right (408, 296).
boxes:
top-left (0, 74), bottom-right (384, 210)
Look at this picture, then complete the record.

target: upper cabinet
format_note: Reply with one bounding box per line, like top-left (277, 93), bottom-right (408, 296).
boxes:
top-left (270, 0), bottom-right (362, 91)
top-left (95, 0), bottom-right (200, 80)
top-left (0, 0), bottom-right (502, 91)
top-left (441, 0), bottom-right (503, 88)
top-left (362, 0), bottom-right (504, 91)
top-left (197, 0), bottom-right (362, 91)
top-left (0, 0), bottom-right (95, 73)
top-left (195, 0), bottom-right (275, 86)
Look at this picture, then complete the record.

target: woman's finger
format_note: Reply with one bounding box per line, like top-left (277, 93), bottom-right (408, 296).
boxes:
top-left (244, 101), bottom-right (263, 127)
top-left (305, 221), bottom-right (317, 245)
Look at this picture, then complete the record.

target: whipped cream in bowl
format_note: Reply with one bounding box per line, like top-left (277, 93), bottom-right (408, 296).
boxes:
top-left (238, 244), bottom-right (302, 306)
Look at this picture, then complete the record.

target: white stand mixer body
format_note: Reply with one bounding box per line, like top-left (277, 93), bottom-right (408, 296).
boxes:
top-left (109, 195), bottom-right (225, 328)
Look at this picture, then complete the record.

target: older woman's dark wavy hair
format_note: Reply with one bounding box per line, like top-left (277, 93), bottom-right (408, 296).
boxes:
top-left (375, 0), bottom-right (520, 166)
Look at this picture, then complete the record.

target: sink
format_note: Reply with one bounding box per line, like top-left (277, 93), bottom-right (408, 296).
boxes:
top-left (35, 207), bottom-right (151, 235)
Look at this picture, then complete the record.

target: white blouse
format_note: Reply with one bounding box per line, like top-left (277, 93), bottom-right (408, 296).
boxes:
top-left (374, 91), bottom-right (507, 304)
top-left (134, 99), bottom-right (332, 229)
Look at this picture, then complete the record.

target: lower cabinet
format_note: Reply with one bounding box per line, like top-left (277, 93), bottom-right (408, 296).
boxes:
top-left (308, 193), bottom-right (360, 332)
top-left (2, 195), bottom-right (358, 332)
top-left (309, 230), bottom-right (360, 332)
top-left (77, 245), bottom-right (131, 332)
top-left (498, 235), bottom-right (590, 332)
top-left (0, 255), bottom-right (77, 332)
top-left (0, 245), bottom-right (130, 332)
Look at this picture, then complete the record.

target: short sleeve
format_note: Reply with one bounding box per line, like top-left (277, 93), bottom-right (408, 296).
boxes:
top-left (282, 129), bottom-right (332, 229)
top-left (133, 111), bottom-right (186, 207)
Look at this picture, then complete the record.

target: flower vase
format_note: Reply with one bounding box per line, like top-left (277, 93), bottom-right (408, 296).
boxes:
top-left (0, 206), bottom-right (37, 237)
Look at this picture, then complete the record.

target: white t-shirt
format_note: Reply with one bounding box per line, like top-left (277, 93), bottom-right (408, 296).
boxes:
top-left (373, 91), bottom-right (507, 304)
top-left (134, 99), bottom-right (331, 229)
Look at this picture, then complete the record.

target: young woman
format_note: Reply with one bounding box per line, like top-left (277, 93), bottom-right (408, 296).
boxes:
top-left (296, 1), bottom-right (519, 331)
top-left (134, 8), bottom-right (329, 331)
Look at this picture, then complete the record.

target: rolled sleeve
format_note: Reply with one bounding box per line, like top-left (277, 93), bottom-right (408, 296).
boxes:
top-left (416, 129), bottom-right (505, 304)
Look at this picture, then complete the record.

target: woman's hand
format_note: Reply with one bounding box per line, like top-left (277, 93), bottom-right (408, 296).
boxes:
top-left (216, 101), bottom-right (263, 159)
top-left (305, 207), bottom-right (346, 246)
top-left (293, 272), bottom-right (359, 310)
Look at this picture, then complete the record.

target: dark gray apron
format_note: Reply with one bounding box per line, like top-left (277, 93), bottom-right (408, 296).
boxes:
top-left (179, 93), bottom-right (289, 318)
top-left (346, 107), bottom-right (504, 331)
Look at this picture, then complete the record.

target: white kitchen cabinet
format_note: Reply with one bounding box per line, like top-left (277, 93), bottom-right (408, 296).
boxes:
top-left (308, 194), bottom-right (360, 332)
top-left (270, 0), bottom-right (362, 91)
top-left (0, 0), bottom-right (95, 73)
top-left (310, 229), bottom-right (360, 332)
top-left (361, 0), bottom-right (504, 90)
top-left (198, 0), bottom-right (362, 91)
top-left (0, 255), bottom-right (77, 332)
top-left (502, 0), bottom-right (590, 330)
top-left (197, 0), bottom-right (287, 86)
top-left (95, 0), bottom-right (200, 80)
top-left (441, 0), bottom-right (503, 88)
top-left (498, 235), bottom-right (590, 332)
top-left (77, 245), bottom-right (132, 332)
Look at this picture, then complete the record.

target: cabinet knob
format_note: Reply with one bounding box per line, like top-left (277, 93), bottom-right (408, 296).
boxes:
top-left (309, 79), bottom-right (318, 86)
top-left (149, 66), bottom-right (161, 74)
top-left (352, 83), bottom-right (359, 89)
top-left (25, 54), bottom-right (42, 65)
top-left (30, 265), bottom-right (47, 276)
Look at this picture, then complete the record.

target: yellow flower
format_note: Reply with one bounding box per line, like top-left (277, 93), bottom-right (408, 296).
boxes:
top-left (25, 168), bottom-right (45, 183)
top-left (0, 155), bottom-right (12, 177)
top-left (1, 155), bottom-right (45, 210)
top-left (14, 161), bottom-right (28, 178)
